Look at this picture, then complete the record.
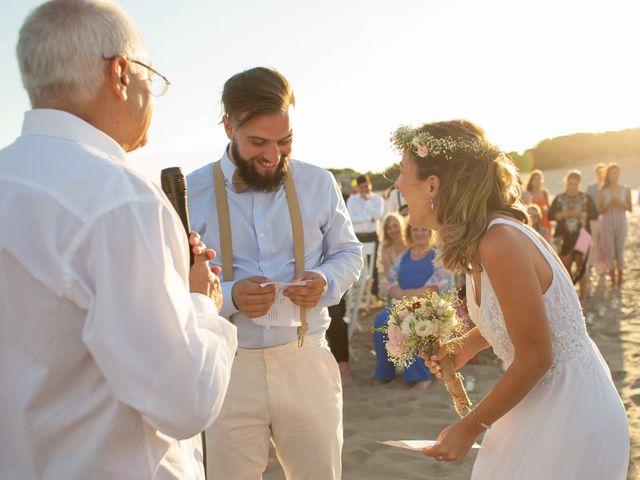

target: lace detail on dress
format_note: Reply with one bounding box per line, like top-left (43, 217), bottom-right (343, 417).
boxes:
top-left (472, 219), bottom-right (593, 388)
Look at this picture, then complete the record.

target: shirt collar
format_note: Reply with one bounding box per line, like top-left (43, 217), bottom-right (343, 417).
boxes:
top-left (220, 145), bottom-right (237, 186)
top-left (22, 109), bottom-right (127, 163)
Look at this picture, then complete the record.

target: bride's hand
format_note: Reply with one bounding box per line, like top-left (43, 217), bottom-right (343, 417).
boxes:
top-left (422, 415), bottom-right (484, 462)
top-left (420, 340), bottom-right (474, 379)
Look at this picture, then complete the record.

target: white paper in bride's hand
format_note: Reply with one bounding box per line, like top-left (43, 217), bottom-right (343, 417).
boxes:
top-left (378, 440), bottom-right (481, 451)
top-left (252, 281), bottom-right (309, 327)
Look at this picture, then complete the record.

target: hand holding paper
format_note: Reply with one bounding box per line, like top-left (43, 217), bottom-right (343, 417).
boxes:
top-left (231, 276), bottom-right (276, 318)
top-left (283, 271), bottom-right (328, 308)
top-left (252, 281), bottom-right (309, 327)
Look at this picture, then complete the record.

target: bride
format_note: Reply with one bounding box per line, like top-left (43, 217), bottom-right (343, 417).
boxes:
top-left (392, 120), bottom-right (629, 479)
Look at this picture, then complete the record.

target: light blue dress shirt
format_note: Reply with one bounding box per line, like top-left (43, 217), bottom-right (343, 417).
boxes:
top-left (187, 148), bottom-right (363, 348)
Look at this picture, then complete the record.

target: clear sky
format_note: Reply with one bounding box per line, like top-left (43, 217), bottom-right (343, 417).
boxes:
top-left (2, 0), bottom-right (639, 181)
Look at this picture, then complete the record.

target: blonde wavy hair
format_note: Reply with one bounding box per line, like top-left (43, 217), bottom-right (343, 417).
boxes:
top-left (405, 120), bottom-right (527, 273)
top-left (381, 212), bottom-right (406, 247)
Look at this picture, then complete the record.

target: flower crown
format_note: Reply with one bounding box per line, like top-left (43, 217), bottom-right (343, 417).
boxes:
top-left (391, 125), bottom-right (497, 161)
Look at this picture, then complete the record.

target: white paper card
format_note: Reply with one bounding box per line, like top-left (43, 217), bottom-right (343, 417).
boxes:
top-left (252, 281), bottom-right (309, 328)
top-left (378, 440), bottom-right (481, 451)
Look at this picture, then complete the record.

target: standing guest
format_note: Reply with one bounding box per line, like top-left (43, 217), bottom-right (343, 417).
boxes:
top-left (586, 163), bottom-right (607, 274)
top-left (347, 174), bottom-right (384, 297)
top-left (521, 169), bottom-right (552, 237)
top-left (548, 170), bottom-right (598, 300)
top-left (382, 184), bottom-right (407, 217)
top-left (187, 67), bottom-right (362, 479)
top-left (373, 225), bottom-right (452, 388)
top-left (326, 184), bottom-right (357, 387)
top-left (391, 119), bottom-right (628, 478)
top-left (0, 1), bottom-right (237, 479)
top-left (586, 163), bottom-right (606, 205)
top-left (379, 212), bottom-right (408, 276)
top-left (326, 294), bottom-right (352, 386)
top-left (598, 164), bottom-right (633, 287)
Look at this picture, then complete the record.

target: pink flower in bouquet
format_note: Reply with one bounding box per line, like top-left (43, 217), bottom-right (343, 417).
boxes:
top-left (386, 340), bottom-right (405, 357)
top-left (417, 144), bottom-right (428, 158)
top-left (387, 322), bottom-right (409, 349)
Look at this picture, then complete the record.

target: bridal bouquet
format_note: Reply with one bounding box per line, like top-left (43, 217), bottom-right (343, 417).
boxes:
top-left (379, 291), bottom-right (472, 415)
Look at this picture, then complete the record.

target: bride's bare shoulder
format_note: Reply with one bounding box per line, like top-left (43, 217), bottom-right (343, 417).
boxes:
top-left (478, 222), bottom-right (529, 268)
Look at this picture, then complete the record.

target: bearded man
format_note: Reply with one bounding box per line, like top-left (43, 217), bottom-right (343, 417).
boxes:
top-left (186, 67), bottom-right (362, 479)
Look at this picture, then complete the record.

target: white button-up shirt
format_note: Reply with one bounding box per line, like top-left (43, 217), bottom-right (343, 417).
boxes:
top-left (347, 193), bottom-right (383, 233)
top-left (187, 150), bottom-right (362, 349)
top-left (0, 109), bottom-right (238, 480)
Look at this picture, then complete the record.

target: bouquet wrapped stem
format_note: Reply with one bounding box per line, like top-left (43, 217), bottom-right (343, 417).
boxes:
top-left (423, 346), bottom-right (472, 416)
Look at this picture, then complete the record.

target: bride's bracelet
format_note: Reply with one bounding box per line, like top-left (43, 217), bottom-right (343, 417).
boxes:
top-left (473, 408), bottom-right (491, 430)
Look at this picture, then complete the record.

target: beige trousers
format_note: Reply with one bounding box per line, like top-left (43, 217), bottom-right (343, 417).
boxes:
top-left (205, 333), bottom-right (343, 480)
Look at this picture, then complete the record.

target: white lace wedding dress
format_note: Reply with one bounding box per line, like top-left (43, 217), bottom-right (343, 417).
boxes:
top-left (466, 218), bottom-right (629, 479)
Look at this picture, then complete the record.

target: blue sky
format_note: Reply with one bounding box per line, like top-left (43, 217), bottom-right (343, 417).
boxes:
top-left (2, 0), bottom-right (639, 181)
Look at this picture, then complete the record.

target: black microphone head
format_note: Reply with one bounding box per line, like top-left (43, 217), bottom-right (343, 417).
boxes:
top-left (161, 166), bottom-right (184, 194)
top-left (160, 166), bottom-right (190, 230)
top-left (161, 167), bottom-right (187, 206)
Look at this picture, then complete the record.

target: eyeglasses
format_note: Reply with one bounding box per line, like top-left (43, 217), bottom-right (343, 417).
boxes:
top-left (103, 55), bottom-right (171, 97)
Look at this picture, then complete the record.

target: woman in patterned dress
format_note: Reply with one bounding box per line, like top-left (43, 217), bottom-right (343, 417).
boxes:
top-left (548, 170), bottom-right (598, 299)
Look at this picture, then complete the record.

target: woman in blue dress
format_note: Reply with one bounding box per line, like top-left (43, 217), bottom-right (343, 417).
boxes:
top-left (373, 224), bottom-right (453, 388)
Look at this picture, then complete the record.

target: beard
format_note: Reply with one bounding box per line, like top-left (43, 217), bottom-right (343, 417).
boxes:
top-left (231, 140), bottom-right (289, 192)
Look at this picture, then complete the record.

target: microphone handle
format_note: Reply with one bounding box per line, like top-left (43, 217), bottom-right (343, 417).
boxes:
top-left (160, 167), bottom-right (194, 265)
top-left (174, 196), bottom-right (194, 266)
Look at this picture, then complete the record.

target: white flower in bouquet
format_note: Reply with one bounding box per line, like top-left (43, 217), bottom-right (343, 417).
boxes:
top-left (400, 314), bottom-right (414, 335)
top-left (414, 320), bottom-right (434, 338)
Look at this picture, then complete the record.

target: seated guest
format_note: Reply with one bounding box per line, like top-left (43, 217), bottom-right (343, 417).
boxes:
top-left (373, 225), bottom-right (453, 389)
top-left (379, 212), bottom-right (408, 279)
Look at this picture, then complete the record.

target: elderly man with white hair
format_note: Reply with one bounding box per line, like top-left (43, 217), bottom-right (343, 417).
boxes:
top-left (0, 1), bottom-right (237, 479)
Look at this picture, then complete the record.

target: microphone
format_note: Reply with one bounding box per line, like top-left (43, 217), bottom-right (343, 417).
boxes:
top-left (160, 167), bottom-right (194, 265)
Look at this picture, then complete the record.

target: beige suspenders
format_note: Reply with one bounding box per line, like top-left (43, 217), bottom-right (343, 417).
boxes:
top-left (213, 163), bottom-right (234, 281)
top-left (213, 161), bottom-right (308, 346)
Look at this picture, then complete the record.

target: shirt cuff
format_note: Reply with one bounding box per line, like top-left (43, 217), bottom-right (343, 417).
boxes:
top-left (189, 293), bottom-right (238, 347)
top-left (308, 269), bottom-right (340, 307)
top-left (190, 292), bottom-right (218, 315)
top-left (220, 281), bottom-right (239, 318)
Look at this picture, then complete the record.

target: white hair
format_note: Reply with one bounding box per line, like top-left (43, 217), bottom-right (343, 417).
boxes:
top-left (17, 0), bottom-right (147, 106)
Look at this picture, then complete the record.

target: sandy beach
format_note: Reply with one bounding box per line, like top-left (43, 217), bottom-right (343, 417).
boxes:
top-left (264, 208), bottom-right (640, 480)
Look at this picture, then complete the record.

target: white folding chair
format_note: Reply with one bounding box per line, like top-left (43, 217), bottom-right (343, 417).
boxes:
top-left (343, 241), bottom-right (377, 349)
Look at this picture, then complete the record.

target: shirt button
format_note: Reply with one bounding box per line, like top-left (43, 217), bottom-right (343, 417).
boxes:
top-left (259, 233), bottom-right (264, 239)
